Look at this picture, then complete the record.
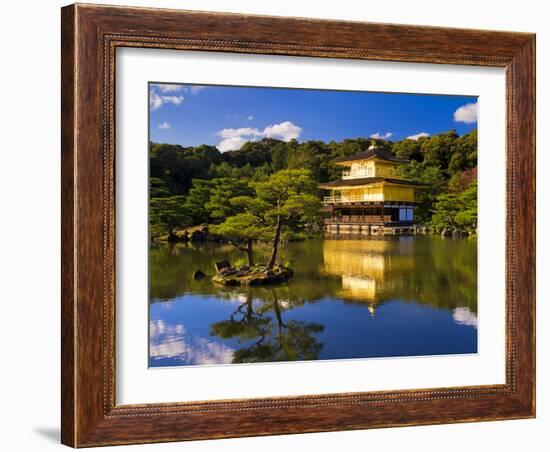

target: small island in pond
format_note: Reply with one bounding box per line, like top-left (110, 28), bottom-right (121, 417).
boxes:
top-left (148, 83), bottom-right (479, 366)
top-left (212, 260), bottom-right (293, 286)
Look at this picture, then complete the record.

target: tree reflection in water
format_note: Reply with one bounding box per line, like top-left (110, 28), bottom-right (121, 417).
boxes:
top-left (209, 289), bottom-right (324, 364)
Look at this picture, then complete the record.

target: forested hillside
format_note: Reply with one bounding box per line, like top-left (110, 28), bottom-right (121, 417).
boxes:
top-left (149, 129), bottom-right (478, 238)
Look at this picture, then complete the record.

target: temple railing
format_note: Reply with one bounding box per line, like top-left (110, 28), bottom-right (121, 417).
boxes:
top-left (324, 195), bottom-right (384, 204)
top-left (341, 170), bottom-right (374, 180)
top-left (325, 215), bottom-right (394, 224)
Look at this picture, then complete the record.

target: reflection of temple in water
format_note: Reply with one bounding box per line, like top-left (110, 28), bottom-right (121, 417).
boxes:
top-left (321, 238), bottom-right (414, 315)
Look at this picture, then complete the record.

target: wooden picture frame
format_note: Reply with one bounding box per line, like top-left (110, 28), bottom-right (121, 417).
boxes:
top-left (61, 3), bottom-right (535, 447)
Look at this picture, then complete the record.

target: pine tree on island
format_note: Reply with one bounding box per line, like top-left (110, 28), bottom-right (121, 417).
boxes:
top-left (210, 169), bottom-right (321, 285)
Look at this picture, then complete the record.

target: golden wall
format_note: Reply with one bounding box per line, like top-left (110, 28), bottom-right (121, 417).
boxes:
top-left (338, 183), bottom-right (415, 202)
top-left (340, 185), bottom-right (383, 202)
top-left (346, 158), bottom-right (402, 179)
top-left (381, 184), bottom-right (415, 202)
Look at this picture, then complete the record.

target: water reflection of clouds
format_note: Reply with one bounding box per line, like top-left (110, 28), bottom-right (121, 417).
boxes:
top-left (452, 307), bottom-right (478, 328)
top-left (149, 319), bottom-right (234, 365)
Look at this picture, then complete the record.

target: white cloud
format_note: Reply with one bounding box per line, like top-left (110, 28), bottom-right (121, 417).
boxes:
top-left (452, 307), bottom-right (478, 328)
top-left (454, 102), bottom-right (478, 123)
top-left (263, 121), bottom-right (302, 141)
top-left (370, 132), bottom-right (393, 140)
top-left (149, 319), bottom-right (234, 365)
top-left (217, 136), bottom-right (249, 152)
top-left (158, 122), bottom-right (171, 130)
top-left (216, 121), bottom-right (302, 152)
top-left (217, 127), bottom-right (263, 139)
top-left (189, 85), bottom-right (206, 95)
top-left (153, 83), bottom-right (183, 93)
top-left (151, 84), bottom-right (206, 95)
top-left (407, 132), bottom-right (430, 140)
top-left (149, 92), bottom-right (163, 111)
top-left (149, 91), bottom-right (184, 111)
top-left (223, 114), bottom-right (254, 121)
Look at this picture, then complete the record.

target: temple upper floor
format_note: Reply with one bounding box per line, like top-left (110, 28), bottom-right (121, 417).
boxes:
top-left (336, 142), bottom-right (408, 180)
top-left (342, 159), bottom-right (402, 180)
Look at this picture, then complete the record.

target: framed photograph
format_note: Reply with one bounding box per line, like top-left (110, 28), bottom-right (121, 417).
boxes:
top-left (61, 4), bottom-right (535, 447)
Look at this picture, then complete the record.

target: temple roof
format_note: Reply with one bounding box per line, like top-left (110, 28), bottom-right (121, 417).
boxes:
top-left (318, 177), bottom-right (428, 189)
top-left (336, 148), bottom-right (408, 165)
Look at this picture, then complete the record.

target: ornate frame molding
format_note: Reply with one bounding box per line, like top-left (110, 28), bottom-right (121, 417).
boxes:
top-left (62, 4), bottom-right (535, 447)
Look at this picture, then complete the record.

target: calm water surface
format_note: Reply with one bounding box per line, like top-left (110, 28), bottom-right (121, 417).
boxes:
top-left (149, 236), bottom-right (477, 367)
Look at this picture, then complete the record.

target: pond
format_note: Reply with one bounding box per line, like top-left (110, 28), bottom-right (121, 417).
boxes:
top-left (149, 236), bottom-right (477, 367)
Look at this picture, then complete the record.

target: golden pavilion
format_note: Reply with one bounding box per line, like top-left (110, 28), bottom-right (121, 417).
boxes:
top-left (319, 141), bottom-right (426, 234)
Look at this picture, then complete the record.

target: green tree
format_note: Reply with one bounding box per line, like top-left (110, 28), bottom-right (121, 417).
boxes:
top-left (392, 139), bottom-right (424, 162)
top-left (149, 142), bottom-right (221, 195)
top-left (208, 161), bottom-right (233, 178)
top-left (402, 161), bottom-right (446, 223)
top-left (211, 169), bottom-right (321, 269)
top-left (287, 141), bottom-right (331, 181)
top-left (448, 151), bottom-right (467, 175)
top-left (430, 181), bottom-right (477, 231)
top-left (271, 141), bottom-right (290, 171)
top-left (251, 169), bottom-right (322, 269)
top-left (205, 178), bottom-right (254, 221)
top-left (149, 177), bottom-right (170, 198)
top-left (149, 195), bottom-right (189, 240)
top-left (210, 213), bottom-right (270, 266)
top-left (183, 179), bottom-right (213, 225)
top-left (455, 128), bottom-right (478, 169)
top-left (421, 130), bottom-right (459, 170)
top-left (454, 181), bottom-right (478, 229)
top-left (222, 138), bottom-right (277, 167)
top-left (447, 130), bottom-right (477, 175)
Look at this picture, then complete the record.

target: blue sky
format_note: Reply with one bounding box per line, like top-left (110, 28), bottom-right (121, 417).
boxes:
top-left (149, 83), bottom-right (478, 151)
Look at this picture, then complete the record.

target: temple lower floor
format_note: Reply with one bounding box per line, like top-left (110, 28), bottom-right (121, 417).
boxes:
top-left (323, 202), bottom-right (417, 235)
